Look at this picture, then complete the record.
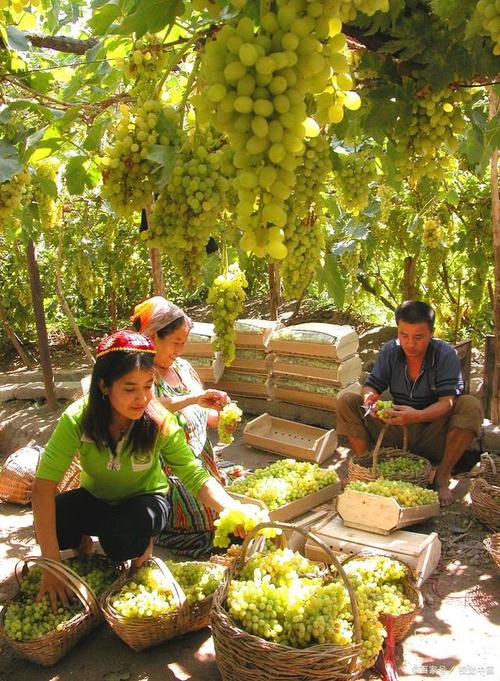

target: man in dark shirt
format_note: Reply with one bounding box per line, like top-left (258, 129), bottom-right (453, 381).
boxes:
top-left (336, 301), bottom-right (483, 505)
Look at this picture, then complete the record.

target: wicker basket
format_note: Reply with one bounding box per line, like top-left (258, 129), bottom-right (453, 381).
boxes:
top-left (470, 478), bottom-right (500, 530)
top-left (0, 555), bottom-right (101, 666)
top-left (211, 521), bottom-right (370, 681)
top-left (483, 533), bottom-right (500, 569)
top-left (340, 552), bottom-right (423, 642)
top-left (0, 446), bottom-right (81, 505)
top-left (347, 425), bottom-right (433, 485)
top-left (101, 556), bottom-right (196, 651)
top-left (478, 453), bottom-right (500, 486)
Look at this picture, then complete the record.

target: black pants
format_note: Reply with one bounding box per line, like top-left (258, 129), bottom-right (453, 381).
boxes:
top-left (55, 488), bottom-right (171, 562)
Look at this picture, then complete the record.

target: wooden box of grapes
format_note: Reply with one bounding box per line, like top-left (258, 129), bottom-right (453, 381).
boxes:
top-left (183, 322), bottom-right (215, 358)
top-left (267, 352), bottom-right (363, 387)
top-left (267, 377), bottom-right (361, 412)
top-left (336, 489), bottom-right (440, 535)
top-left (234, 319), bottom-right (282, 348)
top-left (242, 413), bottom-right (338, 464)
top-left (265, 322), bottom-right (359, 361)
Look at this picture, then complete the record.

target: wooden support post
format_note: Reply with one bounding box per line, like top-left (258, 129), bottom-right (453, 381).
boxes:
top-left (0, 298), bottom-right (35, 368)
top-left (489, 89), bottom-right (500, 424)
top-left (268, 263), bottom-right (280, 321)
top-left (26, 239), bottom-right (58, 411)
top-left (483, 335), bottom-right (495, 421)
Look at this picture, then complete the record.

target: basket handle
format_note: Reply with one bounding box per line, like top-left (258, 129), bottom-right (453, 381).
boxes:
top-left (233, 521), bottom-right (362, 669)
top-left (371, 424), bottom-right (409, 475)
top-left (143, 556), bottom-right (190, 626)
top-left (16, 555), bottom-right (100, 617)
top-left (480, 452), bottom-right (497, 475)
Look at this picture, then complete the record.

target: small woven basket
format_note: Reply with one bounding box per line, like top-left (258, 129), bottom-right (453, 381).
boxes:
top-left (101, 556), bottom-right (194, 651)
top-left (0, 446), bottom-right (81, 505)
top-left (483, 533), bottom-right (500, 570)
top-left (478, 453), bottom-right (500, 487)
top-left (0, 555), bottom-right (101, 666)
top-left (340, 552), bottom-right (423, 642)
top-left (211, 521), bottom-right (370, 681)
top-left (347, 425), bottom-right (433, 485)
top-left (470, 478), bottom-right (500, 530)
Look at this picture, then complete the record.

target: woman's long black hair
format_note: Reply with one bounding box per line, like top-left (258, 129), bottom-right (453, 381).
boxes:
top-left (82, 351), bottom-right (158, 453)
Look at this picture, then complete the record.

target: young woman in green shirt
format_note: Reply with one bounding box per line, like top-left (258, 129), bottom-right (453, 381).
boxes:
top-left (32, 330), bottom-right (241, 611)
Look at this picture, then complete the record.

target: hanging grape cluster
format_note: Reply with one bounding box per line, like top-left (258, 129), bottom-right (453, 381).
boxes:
top-left (392, 87), bottom-right (469, 183)
top-left (146, 130), bottom-right (230, 288)
top-left (101, 36), bottom-right (177, 218)
top-left (280, 135), bottom-right (331, 299)
top-left (0, 169), bottom-right (30, 222)
top-left (194, 0), bottom-right (374, 259)
top-left (475, 0), bottom-right (500, 55)
top-left (31, 159), bottom-right (61, 233)
top-left (208, 262), bottom-right (248, 366)
top-left (332, 148), bottom-right (378, 214)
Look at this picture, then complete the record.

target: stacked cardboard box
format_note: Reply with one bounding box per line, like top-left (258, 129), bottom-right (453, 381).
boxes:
top-left (206, 319), bottom-right (282, 398)
top-left (266, 322), bottom-right (362, 411)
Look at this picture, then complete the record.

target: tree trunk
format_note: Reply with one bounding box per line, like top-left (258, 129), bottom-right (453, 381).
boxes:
top-left (0, 297), bottom-right (36, 368)
top-left (55, 237), bottom-right (95, 365)
top-left (402, 256), bottom-right (418, 300)
top-left (25, 240), bottom-right (58, 410)
top-left (489, 89), bottom-right (500, 424)
top-left (110, 285), bottom-right (117, 333)
top-left (149, 248), bottom-right (165, 296)
top-left (268, 263), bottom-right (281, 320)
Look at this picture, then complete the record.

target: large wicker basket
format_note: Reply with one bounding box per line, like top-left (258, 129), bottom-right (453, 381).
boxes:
top-left (347, 424), bottom-right (433, 485)
top-left (470, 478), bottom-right (500, 530)
top-left (101, 556), bottom-right (200, 651)
top-left (483, 533), bottom-right (500, 569)
top-left (340, 552), bottom-right (423, 642)
top-left (0, 446), bottom-right (81, 505)
top-left (211, 521), bottom-right (371, 681)
top-left (0, 555), bottom-right (101, 666)
top-left (478, 453), bottom-right (500, 486)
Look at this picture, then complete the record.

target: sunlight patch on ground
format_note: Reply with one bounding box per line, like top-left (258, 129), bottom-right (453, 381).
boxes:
top-left (195, 636), bottom-right (216, 662)
top-left (167, 662), bottom-right (191, 680)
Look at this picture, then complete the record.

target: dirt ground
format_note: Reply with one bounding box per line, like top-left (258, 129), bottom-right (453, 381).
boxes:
top-left (0, 338), bottom-right (498, 681)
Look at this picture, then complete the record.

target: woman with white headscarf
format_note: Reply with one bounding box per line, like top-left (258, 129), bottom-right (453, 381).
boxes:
top-left (131, 296), bottom-right (230, 557)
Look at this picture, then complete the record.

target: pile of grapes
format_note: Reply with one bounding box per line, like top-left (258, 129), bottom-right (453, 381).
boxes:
top-left (227, 547), bottom-right (384, 666)
top-left (228, 459), bottom-right (339, 509)
top-left (376, 456), bottom-right (428, 478)
top-left (208, 262), bottom-right (248, 366)
top-left (217, 401), bottom-right (243, 444)
top-left (3, 556), bottom-right (117, 641)
top-left (110, 564), bottom-right (178, 619)
top-left (346, 479), bottom-right (438, 507)
top-left (165, 560), bottom-right (225, 605)
top-left (213, 504), bottom-right (280, 548)
top-left (342, 555), bottom-right (416, 618)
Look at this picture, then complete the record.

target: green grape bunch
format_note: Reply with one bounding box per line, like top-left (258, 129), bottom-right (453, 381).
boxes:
top-left (111, 564), bottom-right (177, 618)
top-left (165, 560), bottom-right (225, 604)
top-left (347, 479), bottom-right (439, 506)
top-left (422, 217), bottom-right (446, 249)
top-left (208, 262), bottom-right (248, 365)
top-left (218, 401), bottom-right (243, 444)
top-left (213, 504), bottom-right (280, 547)
top-left (0, 168), bottom-right (30, 222)
top-left (375, 399), bottom-right (393, 419)
top-left (31, 159), bottom-right (61, 232)
top-left (146, 130), bottom-right (230, 288)
top-left (332, 148), bottom-right (378, 215)
top-left (123, 36), bottom-right (169, 85)
top-left (475, 0), bottom-right (500, 55)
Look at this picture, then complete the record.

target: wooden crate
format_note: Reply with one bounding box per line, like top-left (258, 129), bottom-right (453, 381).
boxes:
top-left (266, 323), bottom-right (359, 361)
top-left (234, 319), bottom-right (282, 347)
top-left (230, 350), bottom-right (268, 374)
top-left (336, 489), bottom-right (440, 535)
top-left (229, 482), bottom-right (340, 522)
top-left (243, 413), bottom-right (338, 464)
top-left (268, 380), bottom-right (361, 412)
top-left (184, 322), bottom-right (214, 358)
top-left (205, 378), bottom-right (269, 398)
top-left (268, 353), bottom-right (362, 387)
top-left (304, 515), bottom-right (441, 586)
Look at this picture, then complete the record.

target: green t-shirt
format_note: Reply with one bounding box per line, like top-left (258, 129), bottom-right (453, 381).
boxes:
top-left (36, 397), bottom-right (211, 504)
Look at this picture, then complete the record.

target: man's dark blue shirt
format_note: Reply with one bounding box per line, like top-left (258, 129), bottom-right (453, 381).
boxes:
top-left (365, 338), bottom-right (463, 410)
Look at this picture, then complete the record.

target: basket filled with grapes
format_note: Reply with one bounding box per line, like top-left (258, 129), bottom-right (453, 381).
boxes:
top-left (483, 533), bottom-right (500, 570)
top-left (340, 553), bottom-right (423, 641)
top-left (348, 419), bottom-right (433, 486)
top-left (227, 459), bottom-right (340, 521)
top-left (337, 480), bottom-right (440, 535)
top-left (0, 554), bottom-right (117, 666)
top-left (211, 521), bottom-right (383, 681)
top-left (470, 478), bottom-right (500, 530)
top-left (100, 556), bottom-right (189, 650)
